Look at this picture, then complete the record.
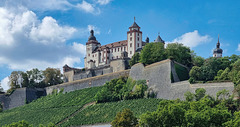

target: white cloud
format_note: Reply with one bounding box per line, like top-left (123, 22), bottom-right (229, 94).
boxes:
top-left (166, 30), bottom-right (212, 48)
top-left (237, 44), bottom-right (240, 51)
top-left (30, 16), bottom-right (76, 45)
top-left (96, 0), bottom-right (112, 5)
top-left (0, 6), bottom-right (86, 71)
top-left (76, 1), bottom-right (99, 14)
top-left (1, 77), bottom-right (10, 91)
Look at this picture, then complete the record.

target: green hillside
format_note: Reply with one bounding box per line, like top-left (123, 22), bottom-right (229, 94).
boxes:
top-left (0, 86), bottom-right (162, 127)
top-left (0, 87), bottom-right (101, 126)
top-left (60, 98), bottom-right (162, 126)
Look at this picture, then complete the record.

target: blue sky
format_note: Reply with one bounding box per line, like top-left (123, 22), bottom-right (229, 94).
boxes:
top-left (0, 0), bottom-right (240, 90)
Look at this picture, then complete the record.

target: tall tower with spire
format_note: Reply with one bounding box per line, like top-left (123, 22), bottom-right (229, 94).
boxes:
top-left (127, 17), bottom-right (142, 58)
top-left (213, 35), bottom-right (223, 58)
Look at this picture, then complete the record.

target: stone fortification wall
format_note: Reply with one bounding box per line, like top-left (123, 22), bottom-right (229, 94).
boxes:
top-left (0, 88), bottom-right (46, 110)
top-left (129, 59), bottom-right (234, 100)
top-left (45, 70), bottom-right (130, 95)
top-left (130, 59), bottom-right (172, 99)
top-left (170, 81), bottom-right (234, 100)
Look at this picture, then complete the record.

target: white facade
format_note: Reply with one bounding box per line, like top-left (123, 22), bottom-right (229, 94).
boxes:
top-left (84, 21), bottom-right (144, 69)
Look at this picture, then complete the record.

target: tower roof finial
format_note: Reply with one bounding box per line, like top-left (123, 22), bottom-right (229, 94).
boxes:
top-left (134, 16), bottom-right (135, 22)
top-left (218, 34), bottom-right (219, 43)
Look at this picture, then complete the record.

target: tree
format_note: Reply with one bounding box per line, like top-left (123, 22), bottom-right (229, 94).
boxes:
top-left (193, 56), bottom-right (205, 67)
top-left (26, 68), bottom-right (43, 87)
top-left (8, 71), bottom-right (24, 89)
top-left (195, 88), bottom-right (206, 101)
top-left (166, 43), bottom-right (192, 67)
top-left (111, 108), bottom-right (138, 127)
top-left (140, 42), bottom-right (166, 65)
top-left (184, 91), bottom-right (195, 101)
top-left (129, 52), bottom-right (140, 67)
top-left (42, 68), bottom-right (63, 86)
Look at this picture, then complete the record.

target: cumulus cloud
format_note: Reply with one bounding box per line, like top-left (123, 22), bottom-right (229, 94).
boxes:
top-left (0, 6), bottom-right (87, 71)
top-left (166, 30), bottom-right (212, 48)
top-left (2, 0), bottom-right (104, 14)
top-left (97, 0), bottom-right (112, 5)
top-left (76, 0), bottom-right (100, 14)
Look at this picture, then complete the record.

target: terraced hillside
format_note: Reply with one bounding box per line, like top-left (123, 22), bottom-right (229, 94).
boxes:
top-left (60, 98), bottom-right (162, 126)
top-left (0, 86), bottom-right (162, 127)
top-left (0, 87), bottom-right (101, 126)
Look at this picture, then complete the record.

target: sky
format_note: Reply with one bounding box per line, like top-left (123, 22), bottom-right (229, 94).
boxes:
top-left (0, 0), bottom-right (240, 91)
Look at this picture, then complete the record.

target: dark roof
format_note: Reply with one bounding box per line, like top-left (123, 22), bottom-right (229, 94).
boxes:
top-left (130, 22), bottom-right (140, 28)
top-left (154, 35), bottom-right (165, 43)
top-left (213, 35), bottom-right (223, 54)
top-left (88, 30), bottom-right (96, 41)
top-left (213, 48), bottom-right (223, 54)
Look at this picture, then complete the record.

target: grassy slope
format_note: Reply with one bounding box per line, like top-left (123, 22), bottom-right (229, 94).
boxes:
top-left (0, 87), bottom-right (101, 126)
top-left (60, 98), bottom-right (162, 126)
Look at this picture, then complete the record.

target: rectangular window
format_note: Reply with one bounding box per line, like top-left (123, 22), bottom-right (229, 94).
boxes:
top-left (138, 37), bottom-right (139, 41)
top-left (130, 37), bottom-right (132, 41)
top-left (124, 47), bottom-right (126, 51)
top-left (118, 48), bottom-right (119, 52)
top-left (121, 47), bottom-right (122, 51)
top-left (92, 55), bottom-right (94, 57)
top-left (130, 51), bottom-right (132, 54)
top-left (137, 43), bottom-right (139, 47)
top-left (130, 43), bottom-right (132, 47)
top-left (117, 56), bottom-right (118, 59)
top-left (130, 33), bottom-right (132, 36)
top-left (88, 54), bottom-right (90, 56)
top-left (138, 33), bottom-right (139, 36)
top-left (115, 48), bottom-right (116, 52)
top-left (112, 57), bottom-right (113, 59)
top-left (111, 49), bottom-right (113, 52)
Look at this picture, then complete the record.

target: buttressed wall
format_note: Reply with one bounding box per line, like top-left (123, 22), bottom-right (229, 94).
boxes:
top-left (129, 59), bottom-right (234, 100)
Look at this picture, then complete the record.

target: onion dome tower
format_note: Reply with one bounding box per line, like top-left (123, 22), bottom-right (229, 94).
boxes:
top-left (213, 35), bottom-right (223, 58)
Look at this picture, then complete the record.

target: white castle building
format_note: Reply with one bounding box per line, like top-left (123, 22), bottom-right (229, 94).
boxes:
top-left (84, 19), bottom-right (165, 69)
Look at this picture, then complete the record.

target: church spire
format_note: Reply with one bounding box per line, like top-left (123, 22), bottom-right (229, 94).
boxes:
top-left (217, 34), bottom-right (220, 48)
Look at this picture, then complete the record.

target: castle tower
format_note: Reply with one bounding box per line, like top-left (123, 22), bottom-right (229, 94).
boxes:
top-left (213, 35), bottom-right (223, 58)
top-left (127, 17), bottom-right (142, 58)
top-left (154, 32), bottom-right (165, 44)
top-left (84, 30), bottom-right (101, 68)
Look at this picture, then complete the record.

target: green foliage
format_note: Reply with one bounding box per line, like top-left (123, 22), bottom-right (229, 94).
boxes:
top-left (111, 109), bottom-right (138, 127)
top-left (193, 56), bottom-right (205, 67)
top-left (95, 77), bottom-right (148, 103)
top-left (174, 63), bottom-right (189, 81)
top-left (129, 52), bottom-right (140, 67)
top-left (2, 120), bottom-right (33, 127)
top-left (0, 87), bottom-right (101, 126)
top-left (184, 91), bottom-right (194, 102)
top-left (195, 88), bottom-right (206, 101)
top-left (217, 89), bottom-right (230, 100)
top-left (42, 68), bottom-right (63, 86)
top-left (228, 59), bottom-right (240, 86)
top-left (166, 43), bottom-right (192, 67)
top-left (140, 42), bottom-right (166, 65)
top-left (139, 95), bottom-right (232, 127)
top-left (3, 120), bottom-right (56, 127)
top-left (60, 98), bottom-right (162, 126)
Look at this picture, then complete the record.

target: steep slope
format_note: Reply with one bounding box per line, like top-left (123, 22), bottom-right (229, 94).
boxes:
top-left (0, 87), bottom-right (101, 126)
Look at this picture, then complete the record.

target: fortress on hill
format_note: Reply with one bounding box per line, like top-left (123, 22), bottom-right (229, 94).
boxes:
top-left (63, 19), bottom-right (163, 82)
top-left (63, 19), bottom-right (223, 82)
top-left (0, 19), bottom-right (229, 111)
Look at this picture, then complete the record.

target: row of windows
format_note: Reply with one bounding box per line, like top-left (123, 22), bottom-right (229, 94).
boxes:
top-left (130, 43), bottom-right (140, 48)
top-left (129, 37), bottom-right (140, 41)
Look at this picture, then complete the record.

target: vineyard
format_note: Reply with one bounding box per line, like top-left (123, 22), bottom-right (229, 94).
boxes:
top-left (0, 86), bottom-right (101, 126)
top-left (60, 98), bottom-right (162, 126)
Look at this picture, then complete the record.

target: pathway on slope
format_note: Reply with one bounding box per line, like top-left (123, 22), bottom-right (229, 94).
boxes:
top-left (56, 101), bottom-right (96, 126)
